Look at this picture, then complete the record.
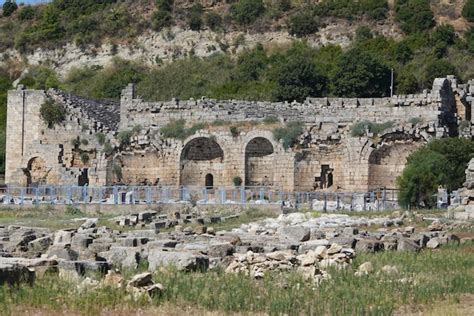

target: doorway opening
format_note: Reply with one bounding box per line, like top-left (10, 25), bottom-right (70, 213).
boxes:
top-left (205, 173), bottom-right (214, 188)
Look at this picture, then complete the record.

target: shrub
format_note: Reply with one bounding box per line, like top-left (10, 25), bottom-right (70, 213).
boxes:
top-left (351, 121), bottom-right (394, 136)
top-left (102, 141), bottom-right (114, 156)
top-left (80, 152), bottom-right (90, 163)
top-left (355, 26), bottom-right (373, 42)
top-left (408, 117), bottom-right (422, 125)
top-left (65, 205), bottom-right (84, 216)
top-left (263, 116), bottom-right (279, 124)
top-left (394, 0), bottom-right (435, 34)
top-left (233, 176), bottom-right (243, 187)
top-left (117, 130), bottom-right (133, 147)
top-left (71, 137), bottom-right (80, 147)
top-left (96, 132), bottom-right (106, 145)
top-left (18, 5), bottom-right (37, 21)
top-left (160, 119), bottom-right (204, 140)
top-left (459, 120), bottom-right (471, 131)
top-left (462, 0), bottom-right (474, 22)
top-left (230, 126), bottom-right (239, 137)
top-left (288, 10), bottom-right (320, 37)
top-left (152, 9), bottom-right (173, 31)
top-left (273, 122), bottom-right (303, 149)
top-left (188, 4), bottom-right (203, 31)
top-left (40, 99), bottom-right (66, 128)
top-left (113, 164), bottom-right (122, 181)
top-left (205, 12), bottom-right (222, 31)
top-left (81, 139), bottom-right (89, 146)
top-left (2, 0), bottom-right (18, 17)
top-left (230, 0), bottom-right (265, 25)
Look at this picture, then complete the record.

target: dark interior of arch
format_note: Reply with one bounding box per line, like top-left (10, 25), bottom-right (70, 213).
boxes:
top-left (181, 137), bottom-right (224, 161)
top-left (245, 137), bottom-right (274, 157)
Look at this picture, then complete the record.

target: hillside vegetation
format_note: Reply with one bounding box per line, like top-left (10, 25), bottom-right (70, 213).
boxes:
top-left (0, 0), bottom-right (474, 175)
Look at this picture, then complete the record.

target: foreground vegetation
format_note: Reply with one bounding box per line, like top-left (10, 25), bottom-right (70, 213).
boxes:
top-left (1, 242), bottom-right (473, 315)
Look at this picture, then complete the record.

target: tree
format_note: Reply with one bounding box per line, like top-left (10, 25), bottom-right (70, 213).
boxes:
top-left (330, 48), bottom-right (391, 97)
top-left (272, 46), bottom-right (326, 102)
top-left (2, 0), bottom-right (18, 17)
top-left (423, 59), bottom-right (457, 87)
top-left (462, 0), bottom-right (474, 22)
top-left (231, 0), bottom-right (265, 25)
top-left (397, 148), bottom-right (447, 208)
top-left (397, 138), bottom-right (474, 208)
top-left (235, 44), bottom-right (268, 81)
top-left (395, 0), bottom-right (435, 34)
top-left (40, 99), bottom-right (66, 128)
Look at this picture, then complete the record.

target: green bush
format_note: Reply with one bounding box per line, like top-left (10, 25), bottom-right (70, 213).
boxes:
top-left (2, 0), bottom-right (17, 17)
top-left (230, 126), bottom-right (239, 137)
top-left (351, 121), bottom-right (394, 137)
top-left (462, 0), bottom-right (474, 22)
top-left (263, 116), bottom-right (279, 124)
top-left (287, 10), bottom-right (320, 37)
top-left (408, 117), bottom-right (422, 125)
top-left (394, 0), bottom-right (434, 34)
top-left (230, 0), bottom-right (265, 25)
top-left (80, 152), bottom-right (90, 163)
top-left (188, 4), bottom-right (203, 31)
top-left (19, 66), bottom-right (60, 90)
top-left (205, 12), bottom-right (222, 31)
top-left (40, 99), bottom-right (66, 128)
top-left (113, 164), bottom-right (122, 181)
top-left (96, 132), bottom-right (106, 145)
top-left (71, 137), bottom-right (80, 147)
top-left (233, 176), bottom-right (243, 187)
top-left (160, 119), bottom-right (204, 140)
top-left (81, 139), bottom-right (89, 146)
top-left (18, 5), bottom-right (37, 21)
top-left (117, 130), bottom-right (133, 147)
top-left (273, 122), bottom-right (303, 149)
top-left (102, 141), bottom-right (114, 156)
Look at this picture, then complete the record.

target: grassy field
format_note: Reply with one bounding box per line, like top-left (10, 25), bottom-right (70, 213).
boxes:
top-left (1, 242), bottom-right (473, 315)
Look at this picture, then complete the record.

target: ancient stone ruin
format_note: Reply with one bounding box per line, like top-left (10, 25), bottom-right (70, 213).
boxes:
top-left (5, 76), bottom-right (474, 193)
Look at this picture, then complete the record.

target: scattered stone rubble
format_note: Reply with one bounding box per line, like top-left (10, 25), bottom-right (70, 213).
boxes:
top-left (0, 210), bottom-right (469, 288)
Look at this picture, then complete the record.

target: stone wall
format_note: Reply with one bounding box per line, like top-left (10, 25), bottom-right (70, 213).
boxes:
top-left (5, 76), bottom-right (474, 193)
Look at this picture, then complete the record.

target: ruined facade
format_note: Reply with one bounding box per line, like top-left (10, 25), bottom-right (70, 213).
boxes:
top-left (5, 76), bottom-right (474, 192)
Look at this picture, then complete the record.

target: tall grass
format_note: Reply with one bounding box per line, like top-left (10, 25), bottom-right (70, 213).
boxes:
top-left (1, 242), bottom-right (473, 315)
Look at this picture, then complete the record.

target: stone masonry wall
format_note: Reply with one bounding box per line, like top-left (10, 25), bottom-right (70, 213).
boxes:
top-left (5, 76), bottom-right (474, 193)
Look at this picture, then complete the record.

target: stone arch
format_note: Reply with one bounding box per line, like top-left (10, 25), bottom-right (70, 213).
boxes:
top-left (245, 137), bottom-right (275, 186)
top-left (180, 137), bottom-right (224, 186)
top-left (23, 156), bottom-right (50, 187)
top-left (368, 136), bottom-right (424, 190)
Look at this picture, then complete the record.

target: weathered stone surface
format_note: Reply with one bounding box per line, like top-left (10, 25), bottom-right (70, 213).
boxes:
top-left (397, 238), bottom-right (420, 252)
top-left (148, 249), bottom-right (209, 272)
top-left (278, 226), bottom-right (310, 242)
top-left (98, 247), bottom-right (140, 269)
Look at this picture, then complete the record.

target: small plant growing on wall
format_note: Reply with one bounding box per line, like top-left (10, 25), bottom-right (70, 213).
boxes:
top-left (80, 152), bottom-right (90, 164)
top-left (230, 126), bottom-right (239, 137)
top-left (272, 122), bottom-right (303, 149)
top-left (40, 99), bottom-right (66, 128)
top-left (233, 176), bottom-right (243, 187)
top-left (102, 141), bottom-right (114, 156)
top-left (113, 164), bottom-right (123, 181)
top-left (71, 137), bottom-right (80, 148)
top-left (96, 132), bottom-right (106, 145)
top-left (117, 130), bottom-right (133, 147)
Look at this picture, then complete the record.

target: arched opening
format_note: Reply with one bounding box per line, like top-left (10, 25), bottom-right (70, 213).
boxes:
top-left (180, 137), bottom-right (224, 186)
top-left (368, 141), bottom-right (421, 190)
top-left (245, 137), bottom-right (274, 186)
top-left (205, 174), bottom-right (214, 188)
top-left (24, 157), bottom-right (49, 187)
